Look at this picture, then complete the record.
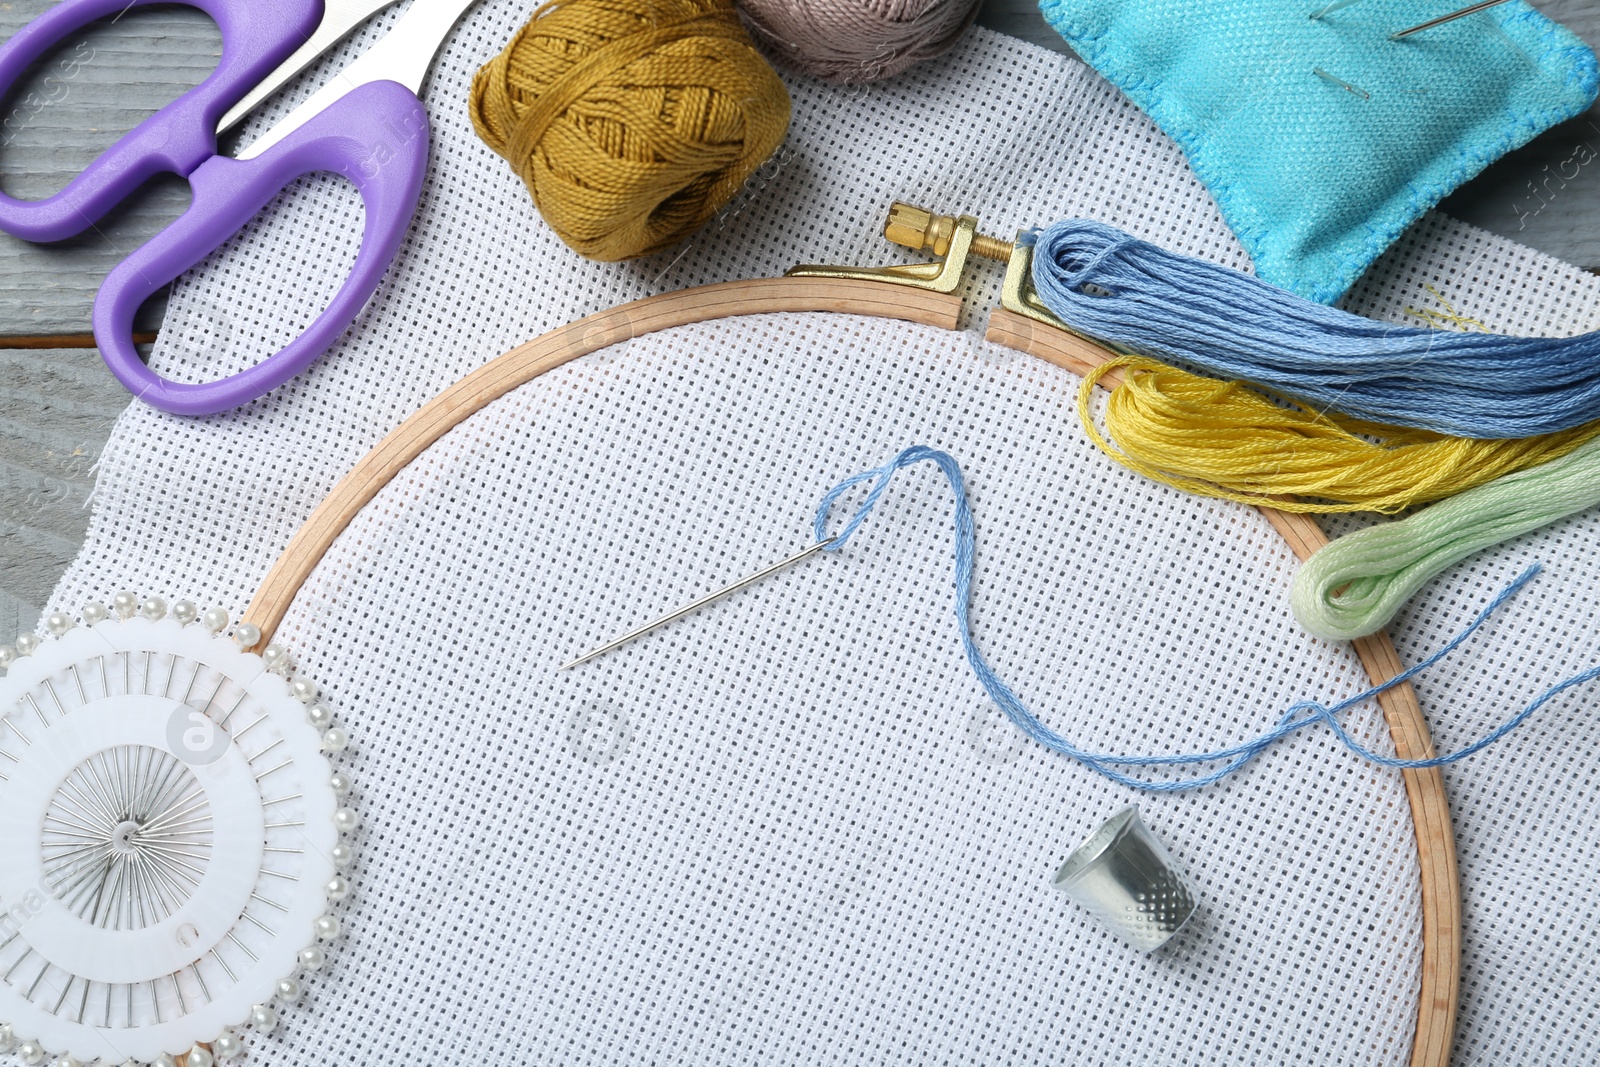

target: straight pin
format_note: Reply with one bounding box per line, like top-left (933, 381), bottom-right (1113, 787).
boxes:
top-left (4, 716), bottom-right (30, 746)
top-left (1313, 66), bottom-right (1371, 99)
top-left (138, 819), bottom-right (213, 837)
top-left (251, 892), bottom-right (289, 913)
top-left (210, 948), bottom-right (238, 984)
top-left (1391, 0), bottom-right (1513, 39)
top-left (26, 958), bottom-right (50, 999)
top-left (42, 681), bottom-right (67, 723)
top-left (233, 713), bottom-right (269, 741)
top-left (560, 538), bottom-right (837, 670)
top-left (3, 946), bottom-right (33, 981)
top-left (43, 679), bottom-right (68, 717)
top-left (199, 674), bottom-right (227, 717)
top-left (254, 759), bottom-right (292, 782)
top-left (218, 692), bottom-right (249, 729)
top-left (226, 930), bottom-right (259, 963)
top-left (45, 806), bottom-right (111, 840)
top-left (240, 911), bottom-right (275, 936)
top-left (52, 973), bottom-right (74, 1015)
top-left (141, 791), bottom-right (207, 835)
top-left (180, 660), bottom-right (203, 704)
top-left (249, 736), bottom-right (285, 762)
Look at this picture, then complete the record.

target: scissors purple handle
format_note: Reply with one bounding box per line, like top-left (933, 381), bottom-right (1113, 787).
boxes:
top-left (93, 80), bottom-right (428, 415)
top-left (0, 0), bottom-right (446, 415)
top-left (0, 0), bottom-right (323, 242)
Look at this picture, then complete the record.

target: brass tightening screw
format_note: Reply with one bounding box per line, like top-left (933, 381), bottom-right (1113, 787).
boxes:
top-left (884, 202), bottom-right (1014, 262)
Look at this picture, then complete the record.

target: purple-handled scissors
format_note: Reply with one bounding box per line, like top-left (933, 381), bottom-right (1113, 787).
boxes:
top-left (0, 0), bottom-right (478, 415)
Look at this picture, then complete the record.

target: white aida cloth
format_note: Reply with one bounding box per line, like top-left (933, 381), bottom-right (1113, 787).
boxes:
top-left (36, 2), bottom-right (1600, 1062)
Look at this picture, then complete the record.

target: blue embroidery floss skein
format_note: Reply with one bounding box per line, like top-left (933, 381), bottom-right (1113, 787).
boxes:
top-left (1028, 220), bottom-right (1600, 440)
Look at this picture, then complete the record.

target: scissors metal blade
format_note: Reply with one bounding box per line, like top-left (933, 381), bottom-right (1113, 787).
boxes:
top-left (237, 0), bottom-right (479, 161)
top-left (217, 0), bottom-right (408, 136)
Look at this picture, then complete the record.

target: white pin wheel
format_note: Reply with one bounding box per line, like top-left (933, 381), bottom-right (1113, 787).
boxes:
top-left (0, 604), bottom-right (354, 1064)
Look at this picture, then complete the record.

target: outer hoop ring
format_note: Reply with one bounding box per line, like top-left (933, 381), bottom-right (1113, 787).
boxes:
top-left (243, 277), bottom-right (1457, 1067)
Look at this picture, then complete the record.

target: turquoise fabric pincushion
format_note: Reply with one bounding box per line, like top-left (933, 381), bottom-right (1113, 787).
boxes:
top-left (1038, 0), bottom-right (1599, 303)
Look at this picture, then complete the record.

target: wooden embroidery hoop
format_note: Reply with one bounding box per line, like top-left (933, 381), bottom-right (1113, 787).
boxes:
top-left (240, 218), bottom-right (1460, 1067)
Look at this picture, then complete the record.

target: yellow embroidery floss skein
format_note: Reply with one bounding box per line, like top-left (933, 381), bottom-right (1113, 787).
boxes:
top-left (1077, 356), bottom-right (1600, 514)
top-left (470, 0), bottom-right (792, 261)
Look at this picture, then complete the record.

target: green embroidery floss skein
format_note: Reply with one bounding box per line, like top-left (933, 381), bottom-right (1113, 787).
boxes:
top-left (1291, 437), bottom-right (1600, 641)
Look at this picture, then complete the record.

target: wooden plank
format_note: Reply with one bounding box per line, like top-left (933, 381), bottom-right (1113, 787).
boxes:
top-left (979, 0), bottom-right (1600, 270)
top-left (0, 1), bottom-right (221, 338)
top-left (0, 346), bottom-right (126, 639)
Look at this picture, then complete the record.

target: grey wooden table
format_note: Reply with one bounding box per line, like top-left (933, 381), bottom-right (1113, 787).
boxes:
top-left (0, 0), bottom-right (1597, 641)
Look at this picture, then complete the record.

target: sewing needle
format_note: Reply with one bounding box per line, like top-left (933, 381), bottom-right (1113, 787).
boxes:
top-left (559, 538), bottom-right (838, 670)
top-left (1391, 0), bottom-right (1513, 40)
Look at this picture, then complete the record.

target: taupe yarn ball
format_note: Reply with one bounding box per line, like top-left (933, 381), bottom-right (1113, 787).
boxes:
top-left (735, 0), bottom-right (981, 84)
top-left (470, 0), bottom-right (792, 261)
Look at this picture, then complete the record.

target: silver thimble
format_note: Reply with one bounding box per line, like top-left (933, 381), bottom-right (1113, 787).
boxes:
top-left (1052, 806), bottom-right (1198, 952)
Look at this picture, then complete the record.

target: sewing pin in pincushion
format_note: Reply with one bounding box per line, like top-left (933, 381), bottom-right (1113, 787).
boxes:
top-left (1053, 807), bottom-right (1198, 952)
top-left (1390, 0), bottom-right (1514, 39)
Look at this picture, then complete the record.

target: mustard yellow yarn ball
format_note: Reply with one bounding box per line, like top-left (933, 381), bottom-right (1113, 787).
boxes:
top-left (470, 0), bottom-right (792, 261)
